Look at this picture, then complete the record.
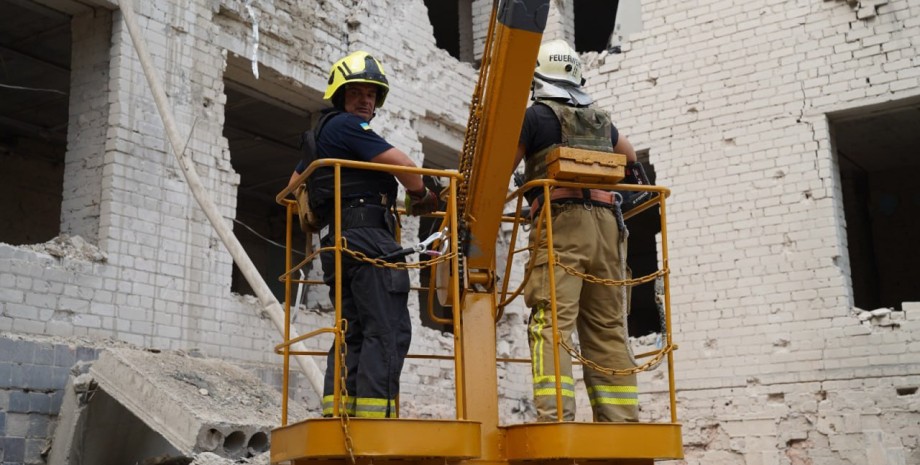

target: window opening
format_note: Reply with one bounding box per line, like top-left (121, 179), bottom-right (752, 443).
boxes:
top-left (832, 102), bottom-right (920, 311)
top-left (626, 151), bottom-right (660, 337)
top-left (0, 0), bottom-right (71, 244)
top-left (224, 83), bottom-right (311, 300)
top-left (424, 0), bottom-right (474, 62)
top-left (573, 0), bottom-right (618, 53)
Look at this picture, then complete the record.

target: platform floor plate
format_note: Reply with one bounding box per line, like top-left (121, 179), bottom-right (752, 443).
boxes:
top-left (271, 418), bottom-right (482, 463)
top-left (503, 422), bottom-right (683, 461)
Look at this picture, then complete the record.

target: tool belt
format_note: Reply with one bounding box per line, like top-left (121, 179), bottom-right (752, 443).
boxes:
top-left (530, 187), bottom-right (621, 214)
top-left (530, 187), bottom-right (628, 240)
top-left (317, 195), bottom-right (392, 232)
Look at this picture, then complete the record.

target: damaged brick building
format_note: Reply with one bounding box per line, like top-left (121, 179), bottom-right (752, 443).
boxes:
top-left (1, 0), bottom-right (919, 464)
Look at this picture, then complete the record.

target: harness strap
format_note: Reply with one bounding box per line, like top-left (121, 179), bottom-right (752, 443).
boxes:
top-left (531, 187), bottom-right (620, 214)
top-left (530, 187), bottom-right (628, 240)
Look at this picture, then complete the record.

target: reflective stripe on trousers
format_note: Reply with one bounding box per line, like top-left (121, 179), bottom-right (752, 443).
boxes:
top-left (587, 385), bottom-right (639, 406)
top-left (319, 227), bottom-right (411, 420)
top-left (354, 397), bottom-right (399, 418)
top-left (322, 394), bottom-right (356, 416)
top-left (525, 204), bottom-right (639, 422)
top-left (322, 395), bottom-right (398, 418)
top-left (532, 375), bottom-right (576, 398)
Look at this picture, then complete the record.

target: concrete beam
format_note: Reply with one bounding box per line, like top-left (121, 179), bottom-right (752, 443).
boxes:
top-left (87, 348), bottom-right (307, 460)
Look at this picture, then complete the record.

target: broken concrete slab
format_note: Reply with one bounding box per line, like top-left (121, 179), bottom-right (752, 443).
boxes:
top-left (47, 373), bottom-right (96, 465)
top-left (49, 348), bottom-right (307, 464)
top-left (48, 369), bottom-right (185, 465)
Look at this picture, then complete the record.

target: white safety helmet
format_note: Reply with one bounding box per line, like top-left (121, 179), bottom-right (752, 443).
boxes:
top-left (534, 39), bottom-right (584, 87)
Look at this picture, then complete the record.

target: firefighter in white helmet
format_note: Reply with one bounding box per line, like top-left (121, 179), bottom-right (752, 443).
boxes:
top-left (288, 51), bottom-right (438, 418)
top-left (512, 39), bottom-right (640, 422)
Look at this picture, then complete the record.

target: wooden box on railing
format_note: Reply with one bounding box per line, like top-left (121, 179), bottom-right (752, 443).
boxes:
top-left (546, 147), bottom-right (627, 184)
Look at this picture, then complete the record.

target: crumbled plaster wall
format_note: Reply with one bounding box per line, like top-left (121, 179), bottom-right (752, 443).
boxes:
top-left (2, 0), bottom-right (474, 364)
top-left (1, 0), bottom-right (487, 441)
top-left (679, 376), bottom-right (920, 465)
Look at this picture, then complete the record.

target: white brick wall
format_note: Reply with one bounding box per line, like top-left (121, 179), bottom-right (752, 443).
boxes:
top-left (2, 0), bottom-right (478, 405)
top-left (61, 10), bottom-right (114, 244)
top-left (579, 0), bottom-right (920, 462)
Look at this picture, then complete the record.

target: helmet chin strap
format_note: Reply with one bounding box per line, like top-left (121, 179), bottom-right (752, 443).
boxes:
top-left (531, 77), bottom-right (594, 106)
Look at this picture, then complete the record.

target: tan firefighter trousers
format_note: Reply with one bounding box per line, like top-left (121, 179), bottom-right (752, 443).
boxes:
top-left (525, 202), bottom-right (638, 422)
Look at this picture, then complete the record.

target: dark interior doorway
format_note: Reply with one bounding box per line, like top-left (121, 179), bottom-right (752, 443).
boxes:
top-left (424, 0), bottom-right (474, 62)
top-left (0, 0), bottom-right (71, 245)
top-left (832, 101), bottom-right (920, 311)
top-left (625, 152), bottom-right (660, 337)
top-left (223, 83), bottom-right (311, 300)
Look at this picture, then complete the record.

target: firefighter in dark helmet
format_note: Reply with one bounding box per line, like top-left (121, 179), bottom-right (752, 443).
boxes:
top-left (289, 51), bottom-right (438, 418)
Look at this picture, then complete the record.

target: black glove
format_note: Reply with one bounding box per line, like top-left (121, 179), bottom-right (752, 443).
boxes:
top-left (404, 187), bottom-right (439, 216)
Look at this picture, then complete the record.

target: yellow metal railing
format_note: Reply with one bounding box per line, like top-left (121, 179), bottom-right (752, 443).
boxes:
top-left (274, 161), bottom-right (678, 428)
top-left (275, 159), bottom-right (464, 424)
top-left (499, 179), bottom-right (679, 424)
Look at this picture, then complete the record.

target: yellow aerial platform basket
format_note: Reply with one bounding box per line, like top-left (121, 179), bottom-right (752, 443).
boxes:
top-left (270, 0), bottom-right (681, 463)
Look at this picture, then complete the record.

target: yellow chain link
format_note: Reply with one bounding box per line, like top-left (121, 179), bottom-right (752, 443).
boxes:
top-left (330, 243), bottom-right (453, 462)
top-left (336, 319), bottom-right (355, 464)
top-left (554, 260), bottom-right (669, 287)
top-left (342, 248), bottom-right (457, 270)
top-left (560, 339), bottom-right (674, 376)
top-left (552, 262), bottom-right (672, 374)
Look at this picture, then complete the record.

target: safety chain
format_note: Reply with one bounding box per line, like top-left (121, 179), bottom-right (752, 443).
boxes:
top-left (554, 260), bottom-right (669, 287)
top-left (331, 246), bottom-right (457, 462)
top-left (456, 2), bottom-right (497, 225)
top-left (337, 320), bottom-right (356, 464)
top-left (457, 95), bottom-right (480, 224)
top-left (560, 339), bottom-right (674, 376)
top-left (553, 264), bottom-right (672, 374)
top-left (341, 248), bottom-right (457, 270)
top-left (655, 277), bottom-right (667, 339)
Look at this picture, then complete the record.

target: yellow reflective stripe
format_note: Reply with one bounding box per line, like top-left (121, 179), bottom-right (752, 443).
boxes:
top-left (533, 375), bottom-right (575, 399)
top-left (321, 395), bottom-right (356, 415)
top-left (533, 375), bottom-right (575, 384)
top-left (530, 304), bottom-right (547, 377)
top-left (355, 397), bottom-right (390, 406)
top-left (587, 385), bottom-right (638, 393)
top-left (590, 397), bottom-right (639, 405)
top-left (587, 384), bottom-right (639, 406)
top-left (534, 388), bottom-right (575, 397)
top-left (533, 380), bottom-right (575, 396)
top-left (354, 397), bottom-right (397, 418)
top-left (355, 405), bottom-right (387, 414)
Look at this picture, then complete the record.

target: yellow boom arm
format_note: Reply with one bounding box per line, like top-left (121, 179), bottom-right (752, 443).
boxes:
top-left (459, 0), bottom-right (549, 273)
